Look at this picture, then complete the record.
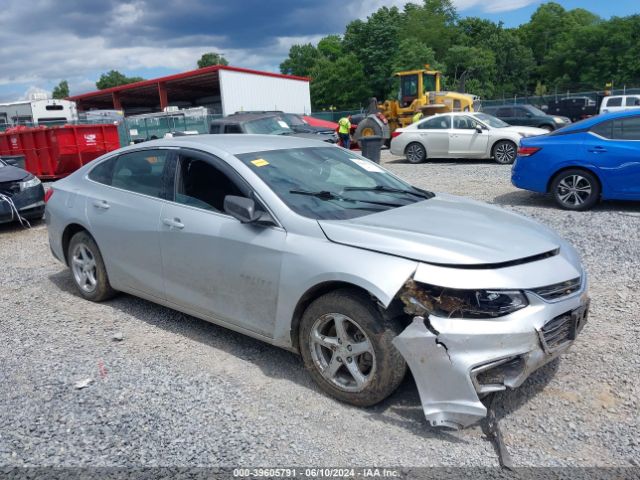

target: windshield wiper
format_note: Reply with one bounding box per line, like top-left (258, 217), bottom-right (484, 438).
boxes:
top-left (343, 185), bottom-right (434, 199)
top-left (289, 189), bottom-right (404, 207)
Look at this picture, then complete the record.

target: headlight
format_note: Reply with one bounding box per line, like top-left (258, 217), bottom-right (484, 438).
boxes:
top-left (19, 176), bottom-right (41, 190)
top-left (553, 117), bottom-right (565, 123)
top-left (400, 281), bottom-right (528, 319)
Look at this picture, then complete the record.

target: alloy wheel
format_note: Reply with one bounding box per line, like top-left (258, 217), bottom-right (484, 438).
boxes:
top-left (494, 142), bottom-right (516, 164)
top-left (556, 174), bottom-right (593, 207)
top-left (406, 143), bottom-right (425, 163)
top-left (71, 243), bottom-right (98, 293)
top-left (309, 313), bottom-right (376, 393)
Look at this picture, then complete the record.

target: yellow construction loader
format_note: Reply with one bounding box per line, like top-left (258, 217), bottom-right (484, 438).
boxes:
top-left (354, 66), bottom-right (480, 142)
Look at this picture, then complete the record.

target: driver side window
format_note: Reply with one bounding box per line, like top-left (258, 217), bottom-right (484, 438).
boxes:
top-left (453, 116), bottom-right (479, 130)
top-left (174, 153), bottom-right (246, 212)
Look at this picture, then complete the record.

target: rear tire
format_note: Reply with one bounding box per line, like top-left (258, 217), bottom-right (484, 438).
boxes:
top-left (492, 140), bottom-right (517, 164)
top-left (68, 231), bottom-right (117, 302)
top-left (299, 289), bottom-right (407, 407)
top-left (550, 169), bottom-right (600, 211)
top-left (405, 142), bottom-right (426, 164)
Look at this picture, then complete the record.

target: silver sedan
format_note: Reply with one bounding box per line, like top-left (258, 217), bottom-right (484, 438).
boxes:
top-left (45, 135), bottom-right (588, 429)
top-left (390, 112), bottom-right (547, 164)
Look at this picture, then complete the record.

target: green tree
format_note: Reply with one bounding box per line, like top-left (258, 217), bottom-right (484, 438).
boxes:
top-left (197, 52), bottom-right (229, 68)
top-left (280, 43), bottom-right (320, 77)
top-left (310, 54), bottom-right (371, 110)
top-left (317, 35), bottom-right (343, 61)
top-left (444, 45), bottom-right (496, 98)
top-left (390, 38), bottom-right (438, 73)
top-left (52, 80), bottom-right (69, 99)
top-left (399, 0), bottom-right (459, 60)
top-left (343, 6), bottom-right (403, 99)
top-left (96, 70), bottom-right (144, 90)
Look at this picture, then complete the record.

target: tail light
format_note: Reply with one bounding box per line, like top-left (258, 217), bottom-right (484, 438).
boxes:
top-left (517, 147), bottom-right (541, 157)
top-left (391, 131), bottom-right (403, 138)
top-left (44, 188), bottom-right (54, 203)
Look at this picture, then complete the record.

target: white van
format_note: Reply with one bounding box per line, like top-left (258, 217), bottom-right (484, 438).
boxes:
top-left (599, 95), bottom-right (640, 114)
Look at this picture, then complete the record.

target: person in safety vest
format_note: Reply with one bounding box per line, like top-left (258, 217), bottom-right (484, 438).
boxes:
top-left (338, 116), bottom-right (351, 149)
top-left (413, 111), bottom-right (424, 123)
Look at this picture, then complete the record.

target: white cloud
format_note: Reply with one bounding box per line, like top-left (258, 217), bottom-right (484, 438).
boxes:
top-left (354, 0), bottom-right (538, 17)
top-left (454, 0), bottom-right (538, 13)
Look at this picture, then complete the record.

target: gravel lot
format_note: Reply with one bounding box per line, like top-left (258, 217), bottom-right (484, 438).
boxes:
top-left (1, 150), bottom-right (639, 469)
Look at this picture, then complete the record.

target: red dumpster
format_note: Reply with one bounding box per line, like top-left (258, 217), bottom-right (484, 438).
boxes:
top-left (0, 124), bottom-right (120, 180)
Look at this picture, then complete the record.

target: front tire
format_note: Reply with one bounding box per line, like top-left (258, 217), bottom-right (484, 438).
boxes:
top-left (68, 231), bottom-right (117, 302)
top-left (492, 140), bottom-right (517, 164)
top-left (550, 169), bottom-right (600, 211)
top-left (299, 289), bottom-right (407, 407)
top-left (405, 142), bottom-right (426, 164)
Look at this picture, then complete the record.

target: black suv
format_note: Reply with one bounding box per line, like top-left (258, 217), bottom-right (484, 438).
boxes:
top-left (482, 104), bottom-right (570, 131)
top-left (210, 113), bottom-right (337, 143)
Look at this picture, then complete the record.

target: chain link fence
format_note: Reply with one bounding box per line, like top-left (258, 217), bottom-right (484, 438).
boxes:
top-left (482, 87), bottom-right (640, 108)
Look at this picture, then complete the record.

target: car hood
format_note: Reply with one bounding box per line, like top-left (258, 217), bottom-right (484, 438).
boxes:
top-left (500, 126), bottom-right (548, 137)
top-left (317, 193), bottom-right (560, 266)
top-left (0, 164), bottom-right (29, 183)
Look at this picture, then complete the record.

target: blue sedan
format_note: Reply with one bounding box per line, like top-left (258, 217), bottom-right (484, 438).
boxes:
top-left (512, 110), bottom-right (640, 210)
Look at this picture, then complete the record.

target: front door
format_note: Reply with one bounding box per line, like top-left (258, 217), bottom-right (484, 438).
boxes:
top-left (448, 116), bottom-right (489, 157)
top-left (85, 148), bottom-right (173, 298)
top-left (587, 116), bottom-right (640, 197)
top-left (159, 148), bottom-right (286, 336)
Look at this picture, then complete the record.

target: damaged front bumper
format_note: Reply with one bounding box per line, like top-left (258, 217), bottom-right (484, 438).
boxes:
top-left (392, 279), bottom-right (589, 429)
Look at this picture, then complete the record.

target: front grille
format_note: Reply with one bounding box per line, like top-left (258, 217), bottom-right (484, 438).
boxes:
top-left (0, 181), bottom-right (20, 197)
top-left (531, 277), bottom-right (581, 301)
top-left (540, 313), bottom-right (573, 351)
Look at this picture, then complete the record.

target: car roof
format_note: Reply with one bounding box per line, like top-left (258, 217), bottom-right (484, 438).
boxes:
top-left (130, 133), bottom-right (331, 155)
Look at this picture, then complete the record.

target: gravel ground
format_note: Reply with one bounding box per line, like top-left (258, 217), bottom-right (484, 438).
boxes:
top-left (1, 151), bottom-right (639, 469)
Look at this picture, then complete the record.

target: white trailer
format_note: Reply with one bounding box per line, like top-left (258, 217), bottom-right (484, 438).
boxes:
top-left (0, 99), bottom-right (78, 127)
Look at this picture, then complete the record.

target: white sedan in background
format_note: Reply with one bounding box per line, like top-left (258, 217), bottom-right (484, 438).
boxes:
top-left (390, 112), bottom-right (547, 164)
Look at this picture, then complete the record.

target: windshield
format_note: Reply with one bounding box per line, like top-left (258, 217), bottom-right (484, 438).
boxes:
top-left (474, 112), bottom-right (510, 128)
top-left (237, 147), bottom-right (432, 220)
top-left (244, 117), bottom-right (294, 135)
top-left (282, 113), bottom-right (305, 126)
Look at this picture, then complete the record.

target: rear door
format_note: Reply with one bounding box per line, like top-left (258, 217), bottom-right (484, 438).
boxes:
top-left (496, 107), bottom-right (515, 124)
top-left (586, 116), bottom-right (640, 197)
top-left (416, 115), bottom-right (451, 157)
top-left (601, 97), bottom-right (622, 114)
top-left (159, 148), bottom-right (286, 336)
top-left (85, 148), bottom-right (174, 298)
top-left (449, 115), bottom-right (489, 157)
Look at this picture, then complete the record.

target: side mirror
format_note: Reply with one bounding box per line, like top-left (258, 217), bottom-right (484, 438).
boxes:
top-left (224, 195), bottom-right (271, 224)
top-left (475, 125), bottom-right (483, 134)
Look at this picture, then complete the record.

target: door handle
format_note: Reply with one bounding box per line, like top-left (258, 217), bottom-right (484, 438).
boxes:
top-left (162, 217), bottom-right (184, 229)
top-left (588, 146), bottom-right (607, 153)
top-left (92, 200), bottom-right (110, 210)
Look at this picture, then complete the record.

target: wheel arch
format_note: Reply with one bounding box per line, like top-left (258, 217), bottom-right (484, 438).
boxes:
top-left (490, 138), bottom-right (517, 156)
top-left (289, 281), bottom-right (384, 352)
top-left (546, 166), bottom-right (603, 194)
top-left (61, 223), bottom-right (91, 265)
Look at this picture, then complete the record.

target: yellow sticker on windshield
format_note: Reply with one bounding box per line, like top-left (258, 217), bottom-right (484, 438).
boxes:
top-left (251, 158), bottom-right (270, 167)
